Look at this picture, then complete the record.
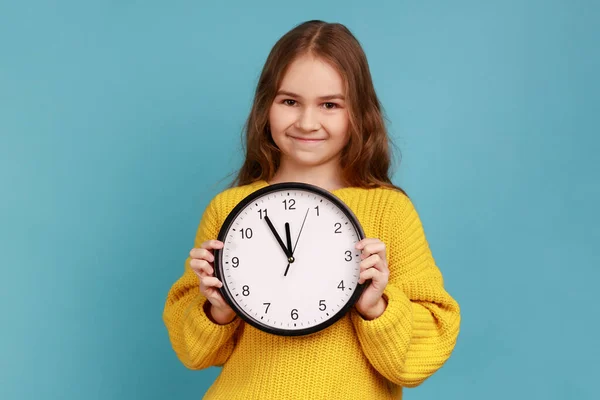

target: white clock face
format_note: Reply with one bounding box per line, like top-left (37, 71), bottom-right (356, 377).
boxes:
top-left (215, 183), bottom-right (364, 336)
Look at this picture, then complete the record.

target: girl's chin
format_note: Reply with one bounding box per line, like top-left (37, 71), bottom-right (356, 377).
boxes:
top-left (281, 152), bottom-right (336, 168)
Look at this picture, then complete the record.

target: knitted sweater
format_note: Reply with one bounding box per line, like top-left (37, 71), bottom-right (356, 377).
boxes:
top-left (163, 180), bottom-right (460, 400)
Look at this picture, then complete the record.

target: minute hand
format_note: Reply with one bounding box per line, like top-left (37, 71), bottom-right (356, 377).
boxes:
top-left (264, 216), bottom-right (292, 259)
top-left (284, 208), bottom-right (310, 277)
top-left (292, 208), bottom-right (310, 254)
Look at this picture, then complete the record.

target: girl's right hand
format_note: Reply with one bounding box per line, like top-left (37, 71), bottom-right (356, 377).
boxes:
top-left (189, 240), bottom-right (236, 325)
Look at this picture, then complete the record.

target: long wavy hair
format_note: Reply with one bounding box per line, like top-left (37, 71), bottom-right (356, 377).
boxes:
top-left (228, 20), bottom-right (405, 194)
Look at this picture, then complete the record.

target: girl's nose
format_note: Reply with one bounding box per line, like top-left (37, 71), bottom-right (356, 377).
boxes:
top-left (295, 108), bottom-right (321, 132)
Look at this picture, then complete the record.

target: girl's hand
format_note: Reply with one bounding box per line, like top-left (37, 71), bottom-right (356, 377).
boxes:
top-left (189, 240), bottom-right (236, 324)
top-left (355, 238), bottom-right (389, 320)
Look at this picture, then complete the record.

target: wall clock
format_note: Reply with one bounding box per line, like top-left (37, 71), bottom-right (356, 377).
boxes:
top-left (214, 182), bottom-right (365, 336)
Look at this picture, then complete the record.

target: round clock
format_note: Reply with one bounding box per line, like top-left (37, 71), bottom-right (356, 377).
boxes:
top-left (213, 182), bottom-right (366, 336)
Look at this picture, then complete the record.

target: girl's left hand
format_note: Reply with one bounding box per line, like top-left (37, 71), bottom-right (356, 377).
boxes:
top-left (355, 238), bottom-right (390, 320)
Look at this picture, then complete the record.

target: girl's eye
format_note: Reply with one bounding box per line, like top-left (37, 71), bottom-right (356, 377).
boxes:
top-left (281, 99), bottom-right (338, 109)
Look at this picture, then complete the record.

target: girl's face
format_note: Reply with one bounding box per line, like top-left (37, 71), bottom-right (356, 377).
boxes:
top-left (269, 54), bottom-right (350, 171)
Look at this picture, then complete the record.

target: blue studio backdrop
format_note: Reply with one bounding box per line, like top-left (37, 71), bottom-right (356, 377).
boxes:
top-left (1, 1), bottom-right (598, 399)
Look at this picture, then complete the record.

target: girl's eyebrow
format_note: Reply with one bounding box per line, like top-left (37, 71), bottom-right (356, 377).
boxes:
top-left (276, 90), bottom-right (345, 101)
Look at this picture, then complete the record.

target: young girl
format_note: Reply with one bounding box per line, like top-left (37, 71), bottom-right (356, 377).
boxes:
top-left (163, 20), bottom-right (460, 400)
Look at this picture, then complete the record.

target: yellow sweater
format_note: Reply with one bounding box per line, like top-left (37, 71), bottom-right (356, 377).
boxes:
top-left (163, 180), bottom-right (461, 400)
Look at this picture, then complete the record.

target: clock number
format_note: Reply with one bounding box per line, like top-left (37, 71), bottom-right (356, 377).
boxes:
top-left (338, 280), bottom-right (345, 291)
top-left (258, 209), bottom-right (268, 220)
top-left (242, 285), bottom-right (250, 296)
top-left (344, 251), bottom-right (352, 262)
top-left (291, 309), bottom-right (299, 320)
top-left (282, 199), bottom-right (296, 210)
top-left (314, 205), bottom-right (320, 216)
top-left (334, 222), bottom-right (342, 233)
top-left (263, 302), bottom-right (271, 313)
top-left (240, 228), bottom-right (253, 239)
top-left (232, 256), bottom-right (240, 268)
top-left (319, 300), bottom-right (327, 311)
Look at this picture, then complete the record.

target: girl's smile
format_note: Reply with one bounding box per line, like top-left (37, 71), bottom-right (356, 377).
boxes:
top-left (288, 135), bottom-right (326, 144)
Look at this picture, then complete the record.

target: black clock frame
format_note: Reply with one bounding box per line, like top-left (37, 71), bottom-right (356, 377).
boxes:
top-left (214, 182), bottom-right (366, 337)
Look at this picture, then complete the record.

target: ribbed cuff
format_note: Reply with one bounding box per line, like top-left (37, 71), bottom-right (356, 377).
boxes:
top-left (183, 295), bottom-right (241, 346)
top-left (350, 285), bottom-right (414, 371)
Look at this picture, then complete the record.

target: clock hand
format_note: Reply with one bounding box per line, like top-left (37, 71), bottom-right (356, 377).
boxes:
top-left (284, 222), bottom-right (293, 277)
top-left (264, 216), bottom-right (292, 259)
top-left (285, 222), bottom-right (293, 255)
top-left (292, 208), bottom-right (310, 254)
top-left (284, 208), bottom-right (309, 277)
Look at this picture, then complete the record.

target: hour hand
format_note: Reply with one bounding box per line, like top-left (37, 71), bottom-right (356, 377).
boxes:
top-left (264, 216), bottom-right (292, 259)
top-left (284, 222), bottom-right (294, 277)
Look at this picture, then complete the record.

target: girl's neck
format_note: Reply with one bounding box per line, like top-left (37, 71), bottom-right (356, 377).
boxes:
top-left (268, 160), bottom-right (346, 192)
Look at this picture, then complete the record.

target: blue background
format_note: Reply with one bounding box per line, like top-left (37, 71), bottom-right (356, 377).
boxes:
top-left (1, 1), bottom-right (598, 399)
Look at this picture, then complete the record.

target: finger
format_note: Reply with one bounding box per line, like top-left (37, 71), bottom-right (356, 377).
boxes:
top-left (360, 242), bottom-right (386, 259)
top-left (190, 248), bottom-right (214, 262)
top-left (200, 283), bottom-right (223, 300)
top-left (200, 287), bottom-right (224, 306)
top-left (201, 283), bottom-right (222, 297)
top-left (200, 240), bottom-right (224, 250)
top-left (194, 270), bottom-right (214, 282)
top-left (190, 259), bottom-right (213, 276)
top-left (200, 276), bottom-right (223, 289)
top-left (359, 254), bottom-right (385, 272)
top-left (202, 286), bottom-right (228, 308)
top-left (358, 268), bottom-right (381, 284)
top-left (355, 238), bottom-right (380, 250)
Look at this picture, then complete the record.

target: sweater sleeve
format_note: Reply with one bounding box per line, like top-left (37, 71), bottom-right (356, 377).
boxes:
top-left (350, 194), bottom-right (461, 387)
top-left (162, 194), bottom-right (242, 370)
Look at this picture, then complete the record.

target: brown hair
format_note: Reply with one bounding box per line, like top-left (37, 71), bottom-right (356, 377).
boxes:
top-left (228, 20), bottom-right (405, 194)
